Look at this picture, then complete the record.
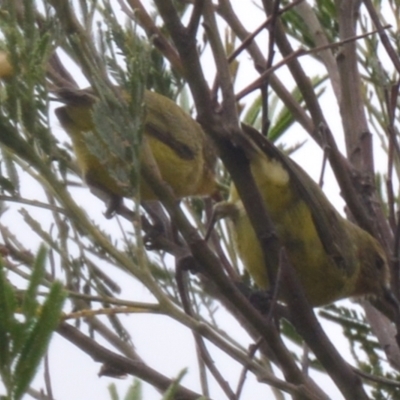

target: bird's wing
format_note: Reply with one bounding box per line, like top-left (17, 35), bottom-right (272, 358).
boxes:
top-left (143, 91), bottom-right (200, 161)
top-left (241, 124), bottom-right (356, 277)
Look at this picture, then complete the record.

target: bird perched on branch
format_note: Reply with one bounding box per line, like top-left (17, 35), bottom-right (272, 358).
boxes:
top-left (0, 50), bottom-right (218, 217)
top-left (223, 125), bottom-right (390, 307)
top-left (54, 88), bottom-right (218, 216)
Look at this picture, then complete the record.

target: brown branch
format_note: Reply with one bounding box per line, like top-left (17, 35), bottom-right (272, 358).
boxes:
top-left (363, 0), bottom-right (400, 75)
top-left (202, 1), bottom-right (238, 126)
top-left (175, 263), bottom-right (237, 399)
top-left (265, 0), bottom-right (281, 72)
top-left (217, 0), bottom-right (314, 135)
top-left (394, 215), bottom-right (400, 299)
top-left (153, 0), bottom-right (217, 130)
top-left (334, 0), bottom-right (394, 267)
top-left (262, 0), bottom-right (281, 135)
top-left (361, 300), bottom-right (400, 371)
top-left (235, 26), bottom-right (390, 102)
top-left (261, 0), bottom-right (326, 141)
top-left (57, 322), bottom-right (204, 400)
top-left (334, 0), bottom-right (372, 171)
top-left (227, 0), bottom-right (304, 63)
top-left (383, 86), bottom-right (400, 298)
top-left (279, 250), bottom-right (370, 400)
top-left (353, 366), bottom-right (400, 388)
top-left (235, 342), bottom-right (261, 399)
top-left (153, 0), bottom-right (285, 298)
top-left (293, 1), bottom-right (342, 102)
top-left (187, 0), bottom-right (204, 37)
top-left (139, 149), bottom-right (328, 398)
top-left (235, 48), bottom-right (305, 101)
top-left (318, 124), bottom-right (375, 234)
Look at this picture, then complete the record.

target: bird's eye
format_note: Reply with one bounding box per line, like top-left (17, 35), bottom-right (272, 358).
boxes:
top-left (375, 256), bottom-right (385, 271)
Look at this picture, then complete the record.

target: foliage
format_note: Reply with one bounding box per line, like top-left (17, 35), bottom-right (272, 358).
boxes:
top-left (0, 1), bottom-right (399, 399)
top-left (0, 245), bottom-right (64, 400)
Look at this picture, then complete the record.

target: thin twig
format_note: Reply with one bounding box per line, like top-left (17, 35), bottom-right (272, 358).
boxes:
top-left (236, 25), bottom-right (391, 101)
top-left (318, 124), bottom-right (331, 188)
top-left (235, 340), bottom-right (262, 399)
top-left (363, 0), bottom-right (400, 74)
top-left (175, 262), bottom-right (237, 399)
top-left (57, 322), bottom-right (204, 400)
top-left (0, 195), bottom-right (68, 215)
top-left (227, 0), bottom-right (304, 63)
top-left (352, 366), bottom-right (400, 387)
top-left (279, 249), bottom-right (369, 400)
top-left (187, 0), bottom-right (204, 37)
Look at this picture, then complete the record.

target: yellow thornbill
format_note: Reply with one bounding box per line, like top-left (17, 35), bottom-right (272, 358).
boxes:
top-left (0, 51), bottom-right (218, 216)
top-left (54, 88), bottom-right (218, 215)
top-left (225, 126), bottom-right (390, 307)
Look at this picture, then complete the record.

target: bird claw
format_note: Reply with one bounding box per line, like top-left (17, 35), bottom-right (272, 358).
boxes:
top-left (235, 282), bottom-right (273, 314)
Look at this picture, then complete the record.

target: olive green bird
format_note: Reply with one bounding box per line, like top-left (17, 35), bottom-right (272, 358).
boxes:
top-left (0, 50), bottom-right (217, 216)
top-left (54, 88), bottom-right (218, 216)
top-left (225, 125), bottom-right (390, 307)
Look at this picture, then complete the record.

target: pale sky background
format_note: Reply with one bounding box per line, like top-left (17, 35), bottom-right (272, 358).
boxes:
top-left (0, 1), bottom-right (392, 399)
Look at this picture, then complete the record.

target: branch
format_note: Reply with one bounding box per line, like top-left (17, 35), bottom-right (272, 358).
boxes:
top-left (217, 0), bottom-right (314, 134)
top-left (280, 250), bottom-right (370, 400)
top-left (57, 322), bottom-right (204, 400)
top-left (122, 0), bottom-right (185, 75)
top-left (362, 0), bottom-right (400, 75)
top-left (139, 153), bottom-right (328, 398)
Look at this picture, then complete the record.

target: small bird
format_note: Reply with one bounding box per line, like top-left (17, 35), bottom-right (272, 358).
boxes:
top-left (225, 125), bottom-right (390, 307)
top-left (0, 50), bottom-right (218, 216)
top-left (54, 88), bottom-right (218, 216)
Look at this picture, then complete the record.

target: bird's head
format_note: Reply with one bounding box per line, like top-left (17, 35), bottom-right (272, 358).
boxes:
top-left (354, 231), bottom-right (390, 300)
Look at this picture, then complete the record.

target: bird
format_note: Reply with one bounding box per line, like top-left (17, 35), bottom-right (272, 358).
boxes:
top-left (224, 125), bottom-right (390, 307)
top-left (0, 50), bottom-right (218, 216)
top-left (54, 88), bottom-right (218, 216)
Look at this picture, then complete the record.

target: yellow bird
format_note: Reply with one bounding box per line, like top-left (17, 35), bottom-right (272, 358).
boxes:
top-left (226, 126), bottom-right (390, 307)
top-left (0, 51), bottom-right (217, 215)
top-left (54, 88), bottom-right (217, 215)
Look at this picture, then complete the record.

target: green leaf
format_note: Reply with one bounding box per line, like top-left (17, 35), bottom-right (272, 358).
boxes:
top-left (108, 383), bottom-right (119, 400)
top-left (123, 379), bottom-right (142, 400)
top-left (242, 76), bottom-right (327, 143)
top-left (13, 281), bottom-right (65, 400)
top-left (161, 369), bottom-right (187, 400)
top-left (22, 244), bottom-right (47, 319)
top-left (0, 260), bottom-right (17, 391)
